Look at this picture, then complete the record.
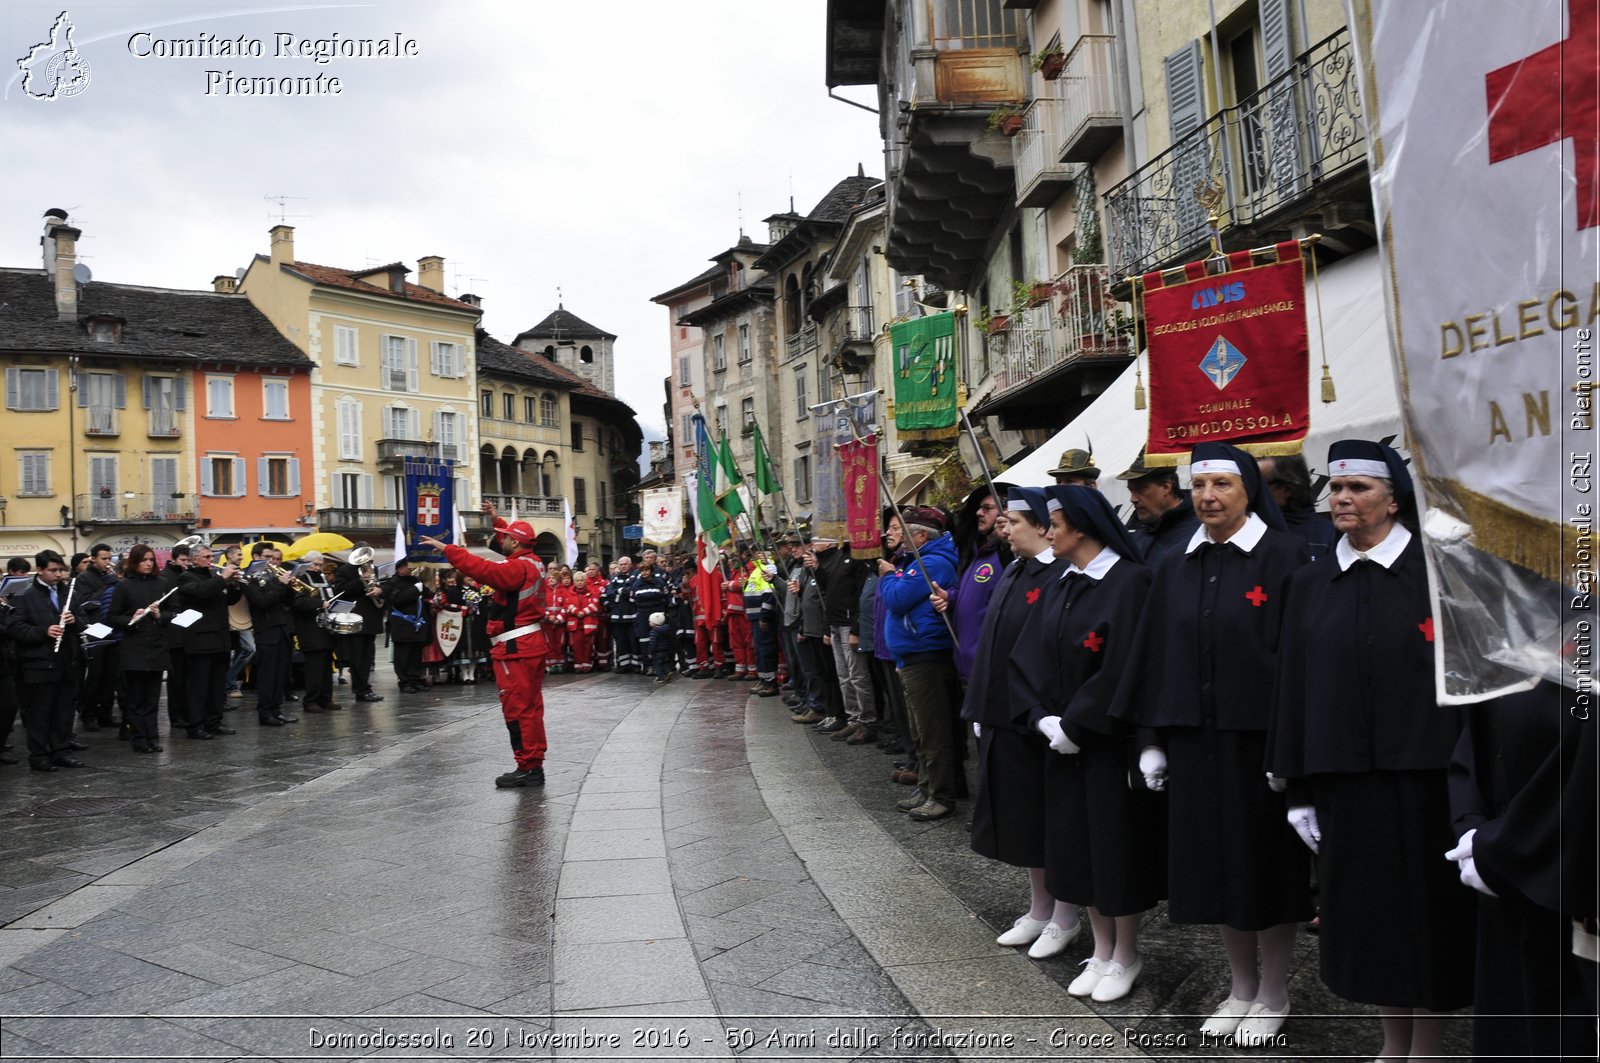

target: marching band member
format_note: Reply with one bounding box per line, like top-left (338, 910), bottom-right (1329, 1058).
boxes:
top-left (383, 558), bottom-right (431, 693)
top-left (160, 543), bottom-right (192, 733)
top-left (420, 506), bottom-right (550, 788)
top-left (290, 551), bottom-right (340, 713)
top-left (331, 548), bottom-right (384, 702)
top-left (106, 544), bottom-right (171, 753)
top-left (242, 543), bottom-right (297, 727)
top-left (3, 550), bottom-right (88, 772)
top-left (178, 543), bottom-right (251, 736)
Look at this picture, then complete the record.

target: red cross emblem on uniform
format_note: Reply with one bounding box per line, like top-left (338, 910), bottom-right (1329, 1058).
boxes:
top-left (417, 494), bottom-right (440, 525)
top-left (1486, 0), bottom-right (1599, 229)
top-left (1245, 585), bottom-right (1269, 607)
top-left (1082, 631), bottom-right (1104, 653)
top-left (1419, 617), bottom-right (1435, 643)
top-left (1025, 587), bottom-right (1041, 605)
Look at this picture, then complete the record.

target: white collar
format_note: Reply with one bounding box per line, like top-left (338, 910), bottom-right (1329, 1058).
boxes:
top-left (1031, 547), bottom-right (1055, 565)
top-left (1185, 511), bottom-right (1269, 555)
top-left (1063, 545), bottom-right (1119, 581)
top-left (1335, 523), bottom-right (1412, 571)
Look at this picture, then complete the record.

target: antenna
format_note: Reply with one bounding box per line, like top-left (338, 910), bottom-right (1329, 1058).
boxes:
top-left (72, 263), bottom-right (92, 285)
top-left (788, 170), bottom-right (795, 213)
top-left (556, 285), bottom-right (563, 309)
top-left (263, 194), bottom-right (309, 223)
top-left (737, 191), bottom-right (744, 239)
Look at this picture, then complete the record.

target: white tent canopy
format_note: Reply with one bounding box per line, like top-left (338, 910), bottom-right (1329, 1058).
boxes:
top-left (1000, 248), bottom-right (1401, 513)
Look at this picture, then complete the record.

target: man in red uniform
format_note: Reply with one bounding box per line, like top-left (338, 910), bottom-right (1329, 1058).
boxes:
top-left (420, 509), bottom-right (549, 788)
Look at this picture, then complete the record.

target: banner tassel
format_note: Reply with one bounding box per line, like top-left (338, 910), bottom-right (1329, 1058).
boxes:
top-left (1309, 239), bottom-right (1335, 404)
top-left (1133, 364), bottom-right (1147, 410)
top-left (1320, 363), bottom-right (1337, 404)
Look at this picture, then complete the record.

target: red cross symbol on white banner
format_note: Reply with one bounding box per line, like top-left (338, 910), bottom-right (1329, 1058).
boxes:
top-left (1486, 0), bottom-right (1599, 229)
top-left (657, 505), bottom-right (669, 520)
top-left (417, 496), bottom-right (440, 525)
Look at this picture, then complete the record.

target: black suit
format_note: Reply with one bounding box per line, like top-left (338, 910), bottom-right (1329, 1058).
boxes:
top-left (331, 562), bottom-right (381, 695)
top-left (243, 571), bottom-right (295, 721)
top-left (176, 566), bottom-right (241, 733)
top-left (2, 579), bottom-right (87, 766)
top-left (383, 573), bottom-right (429, 687)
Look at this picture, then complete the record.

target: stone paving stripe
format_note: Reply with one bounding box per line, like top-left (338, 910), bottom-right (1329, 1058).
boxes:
top-left (557, 857), bottom-right (673, 899)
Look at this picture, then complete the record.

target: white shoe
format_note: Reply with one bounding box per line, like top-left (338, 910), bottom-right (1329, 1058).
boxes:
top-left (1067, 957), bottom-right (1109, 997)
top-left (995, 915), bottom-right (1049, 947)
top-left (1090, 955), bottom-right (1144, 1002)
top-left (1233, 1001), bottom-right (1290, 1046)
top-left (1026, 920), bottom-right (1081, 959)
top-left (1199, 995), bottom-right (1255, 1037)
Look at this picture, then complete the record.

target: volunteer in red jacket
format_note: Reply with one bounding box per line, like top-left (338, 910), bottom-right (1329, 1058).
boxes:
top-left (420, 505), bottom-right (549, 788)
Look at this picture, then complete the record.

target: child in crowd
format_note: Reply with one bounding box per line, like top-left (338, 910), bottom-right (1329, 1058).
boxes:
top-left (647, 611), bottom-right (675, 684)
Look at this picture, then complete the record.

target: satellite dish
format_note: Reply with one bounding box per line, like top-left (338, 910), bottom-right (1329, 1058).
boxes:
top-left (73, 263), bottom-right (92, 285)
top-left (234, 267), bottom-right (246, 281)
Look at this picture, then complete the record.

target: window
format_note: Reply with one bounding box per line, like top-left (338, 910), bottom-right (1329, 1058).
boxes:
top-left (202, 454), bottom-right (245, 498)
top-left (88, 455), bottom-right (117, 517)
top-left (741, 396), bottom-right (755, 428)
top-left (540, 393), bottom-right (559, 427)
top-left (715, 404), bottom-right (727, 437)
top-left (143, 375), bottom-right (184, 436)
top-left (151, 456), bottom-right (178, 503)
top-left (580, 345), bottom-right (594, 364)
top-left (258, 455), bottom-right (300, 497)
top-left (334, 325), bottom-right (359, 366)
top-left (5, 367), bottom-right (59, 411)
top-left (524, 395), bottom-right (536, 423)
top-left (79, 371), bottom-right (124, 434)
top-left (206, 375), bottom-right (234, 418)
top-left (571, 420), bottom-right (584, 451)
top-left (712, 334), bottom-right (726, 371)
top-left (434, 410), bottom-right (460, 461)
top-left (503, 392), bottom-right (515, 421)
top-left (795, 365), bottom-right (808, 418)
top-left (574, 477), bottom-right (587, 515)
top-left (336, 398), bottom-right (362, 460)
top-left (681, 412), bottom-right (693, 445)
top-left (678, 355), bottom-right (691, 386)
top-left (793, 454), bottom-right (812, 503)
top-left (430, 341), bottom-right (461, 378)
top-left (480, 390), bottom-right (494, 418)
top-left (381, 335), bottom-right (417, 392)
top-left (738, 323), bottom-right (751, 363)
top-left (18, 451), bottom-right (51, 496)
top-left (383, 406), bottom-right (420, 440)
top-left (334, 471), bottom-right (366, 509)
top-left (262, 378), bottom-right (289, 420)
top-left (599, 480), bottom-right (608, 517)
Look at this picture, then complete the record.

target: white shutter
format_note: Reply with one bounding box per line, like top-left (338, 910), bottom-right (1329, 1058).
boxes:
top-left (409, 408), bottom-right (421, 440)
top-left (4, 368), bottom-right (17, 410)
top-left (452, 343), bottom-right (464, 377)
top-left (1165, 40), bottom-right (1209, 240)
top-left (1260, 0), bottom-right (1303, 199)
top-left (76, 372), bottom-right (88, 407)
top-left (201, 457), bottom-right (214, 497)
top-left (233, 457), bottom-right (247, 498)
top-left (430, 341), bottom-right (442, 376)
top-left (113, 373), bottom-right (127, 409)
top-left (289, 458), bottom-right (301, 496)
top-left (258, 456), bottom-right (271, 496)
top-left (359, 474), bottom-right (374, 508)
top-left (141, 375), bottom-right (153, 410)
top-left (172, 375), bottom-right (184, 411)
top-left (432, 409), bottom-right (443, 450)
top-left (406, 338), bottom-right (419, 392)
top-left (152, 457), bottom-right (177, 500)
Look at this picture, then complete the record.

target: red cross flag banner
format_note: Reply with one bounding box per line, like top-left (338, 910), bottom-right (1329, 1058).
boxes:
top-left (1139, 241), bottom-right (1310, 465)
top-left (1358, 0), bottom-right (1595, 701)
top-left (403, 457), bottom-right (456, 563)
top-left (642, 486), bottom-right (685, 547)
top-left (838, 434), bottom-right (880, 551)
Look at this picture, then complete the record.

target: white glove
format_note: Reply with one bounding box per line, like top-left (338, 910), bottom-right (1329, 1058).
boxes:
top-left (1036, 716), bottom-right (1079, 755)
top-left (973, 722), bottom-right (982, 738)
top-left (1287, 805), bottom-right (1321, 853)
top-left (1445, 829), bottom-right (1498, 896)
top-left (1265, 772), bottom-right (1287, 793)
top-left (1138, 746), bottom-right (1167, 791)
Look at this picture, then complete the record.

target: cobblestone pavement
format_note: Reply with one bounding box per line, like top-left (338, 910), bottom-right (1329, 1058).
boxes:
top-left (0, 668), bottom-right (1469, 1061)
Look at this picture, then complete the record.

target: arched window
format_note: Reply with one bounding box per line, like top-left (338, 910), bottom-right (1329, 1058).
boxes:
top-left (479, 443), bottom-right (499, 496)
top-left (579, 345), bottom-right (593, 364)
top-left (501, 446), bottom-right (522, 497)
top-left (519, 448), bottom-right (540, 498)
top-left (542, 450), bottom-right (560, 497)
top-left (543, 345), bottom-right (556, 361)
top-left (784, 274), bottom-right (801, 334)
top-left (540, 392), bottom-right (559, 427)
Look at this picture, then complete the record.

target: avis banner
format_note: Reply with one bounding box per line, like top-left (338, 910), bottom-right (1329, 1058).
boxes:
top-left (403, 457), bottom-right (456, 563)
top-left (1359, 0), bottom-right (1594, 701)
top-left (1141, 242), bottom-right (1309, 464)
top-left (838, 434), bottom-right (880, 551)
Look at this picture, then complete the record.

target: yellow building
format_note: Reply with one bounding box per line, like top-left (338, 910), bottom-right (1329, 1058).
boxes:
top-left (236, 226), bottom-right (487, 546)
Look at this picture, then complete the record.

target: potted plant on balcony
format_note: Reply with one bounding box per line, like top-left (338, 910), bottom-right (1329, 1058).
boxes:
top-left (986, 106), bottom-right (1025, 137)
top-left (975, 306), bottom-right (1011, 335)
top-left (1017, 279), bottom-right (1056, 308)
top-left (1031, 42), bottom-right (1066, 80)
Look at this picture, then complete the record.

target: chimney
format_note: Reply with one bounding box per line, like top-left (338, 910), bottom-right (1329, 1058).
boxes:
top-left (212, 274), bottom-right (237, 294)
top-left (269, 225), bottom-right (295, 265)
top-left (42, 210), bottom-right (81, 321)
top-left (417, 255), bottom-right (445, 293)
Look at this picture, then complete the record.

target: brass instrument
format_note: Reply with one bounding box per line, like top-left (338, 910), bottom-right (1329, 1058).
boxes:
top-left (173, 533), bottom-right (209, 551)
top-left (249, 561), bottom-right (318, 596)
top-left (347, 545), bottom-right (382, 597)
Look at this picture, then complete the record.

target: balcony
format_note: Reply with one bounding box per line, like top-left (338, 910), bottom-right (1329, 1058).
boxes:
top-left (147, 409), bottom-right (181, 438)
top-left (375, 438), bottom-right (440, 467)
top-left (1105, 27), bottom-right (1370, 279)
top-left (316, 507), bottom-right (492, 537)
top-left (1057, 34), bottom-right (1121, 162)
top-left (1012, 97), bottom-right (1076, 207)
top-left (481, 494), bottom-right (564, 517)
top-left (83, 406), bottom-right (119, 436)
top-left (974, 263), bottom-right (1133, 430)
top-left (478, 417), bottom-right (563, 446)
top-left (785, 323), bottom-right (819, 359)
top-left (75, 493), bottom-right (197, 525)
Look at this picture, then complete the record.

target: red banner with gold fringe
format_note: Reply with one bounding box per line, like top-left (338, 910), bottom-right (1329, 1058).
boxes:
top-left (838, 434), bottom-right (880, 551)
top-left (1141, 241), bottom-right (1309, 464)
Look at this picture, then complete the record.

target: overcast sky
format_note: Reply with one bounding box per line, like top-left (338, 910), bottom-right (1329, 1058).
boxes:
top-left (2, 0), bottom-right (882, 440)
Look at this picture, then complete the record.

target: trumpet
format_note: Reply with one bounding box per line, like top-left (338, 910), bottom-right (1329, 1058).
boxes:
top-left (250, 561), bottom-right (319, 596)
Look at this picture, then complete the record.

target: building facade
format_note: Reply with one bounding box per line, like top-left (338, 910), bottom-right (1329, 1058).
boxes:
top-left (649, 266), bottom-right (718, 488)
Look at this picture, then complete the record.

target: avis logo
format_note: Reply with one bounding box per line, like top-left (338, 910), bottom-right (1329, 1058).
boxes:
top-left (1190, 281), bottom-right (1246, 310)
top-left (16, 11), bottom-right (91, 100)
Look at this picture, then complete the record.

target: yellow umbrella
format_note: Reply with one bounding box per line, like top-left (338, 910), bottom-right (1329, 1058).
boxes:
top-left (283, 532), bottom-right (355, 561)
top-left (242, 539), bottom-right (294, 566)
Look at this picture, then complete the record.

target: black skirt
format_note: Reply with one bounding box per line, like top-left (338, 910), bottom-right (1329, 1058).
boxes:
top-left (1313, 769), bottom-right (1476, 1009)
top-left (969, 726), bottom-right (1048, 868)
top-left (1165, 726), bottom-right (1314, 929)
top-left (1043, 733), bottom-right (1167, 915)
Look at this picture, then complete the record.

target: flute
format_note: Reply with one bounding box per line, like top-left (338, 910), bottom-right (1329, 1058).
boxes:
top-left (128, 585), bottom-right (181, 627)
top-left (52, 575), bottom-right (76, 653)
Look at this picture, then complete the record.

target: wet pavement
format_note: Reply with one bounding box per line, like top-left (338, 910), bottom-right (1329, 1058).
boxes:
top-left (0, 668), bottom-right (1470, 1061)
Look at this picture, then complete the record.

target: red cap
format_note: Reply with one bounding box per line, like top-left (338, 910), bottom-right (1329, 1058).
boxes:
top-left (498, 519), bottom-right (537, 545)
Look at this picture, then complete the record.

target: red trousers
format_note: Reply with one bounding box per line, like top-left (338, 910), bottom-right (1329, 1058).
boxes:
top-left (569, 626), bottom-right (595, 672)
top-left (544, 622), bottom-right (566, 671)
top-left (725, 612), bottom-right (753, 674)
top-left (496, 655), bottom-right (547, 770)
top-left (694, 625), bottom-right (723, 669)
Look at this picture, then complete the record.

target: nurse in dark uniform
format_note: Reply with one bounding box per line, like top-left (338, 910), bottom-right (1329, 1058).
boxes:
top-left (1112, 441), bottom-right (1312, 1045)
top-left (1267, 439), bottom-right (1473, 1061)
top-left (952, 486), bottom-right (1079, 959)
top-left (1013, 485), bottom-right (1164, 1003)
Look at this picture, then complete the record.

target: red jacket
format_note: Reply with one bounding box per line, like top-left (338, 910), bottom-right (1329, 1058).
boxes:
top-left (441, 541), bottom-right (548, 659)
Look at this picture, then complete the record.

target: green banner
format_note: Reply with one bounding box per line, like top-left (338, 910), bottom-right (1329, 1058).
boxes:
top-left (890, 311), bottom-right (958, 431)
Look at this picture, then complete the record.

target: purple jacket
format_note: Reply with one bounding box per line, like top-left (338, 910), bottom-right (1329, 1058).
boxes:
top-left (948, 543), bottom-right (1005, 682)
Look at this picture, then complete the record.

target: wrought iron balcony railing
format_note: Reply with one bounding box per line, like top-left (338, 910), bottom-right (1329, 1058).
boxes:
top-left (1104, 27), bottom-right (1364, 278)
top-left (785, 323), bottom-right (819, 359)
top-left (76, 493), bottom-right (197, 523)
top-left (84, 406), bottom-right (119, 436)
top-left (1056, 34), bottom-right (1120, 162)
top-left (988, 264), bottom-right (1133, 398)
top-left (147, 409), bottom-right (181, 437)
